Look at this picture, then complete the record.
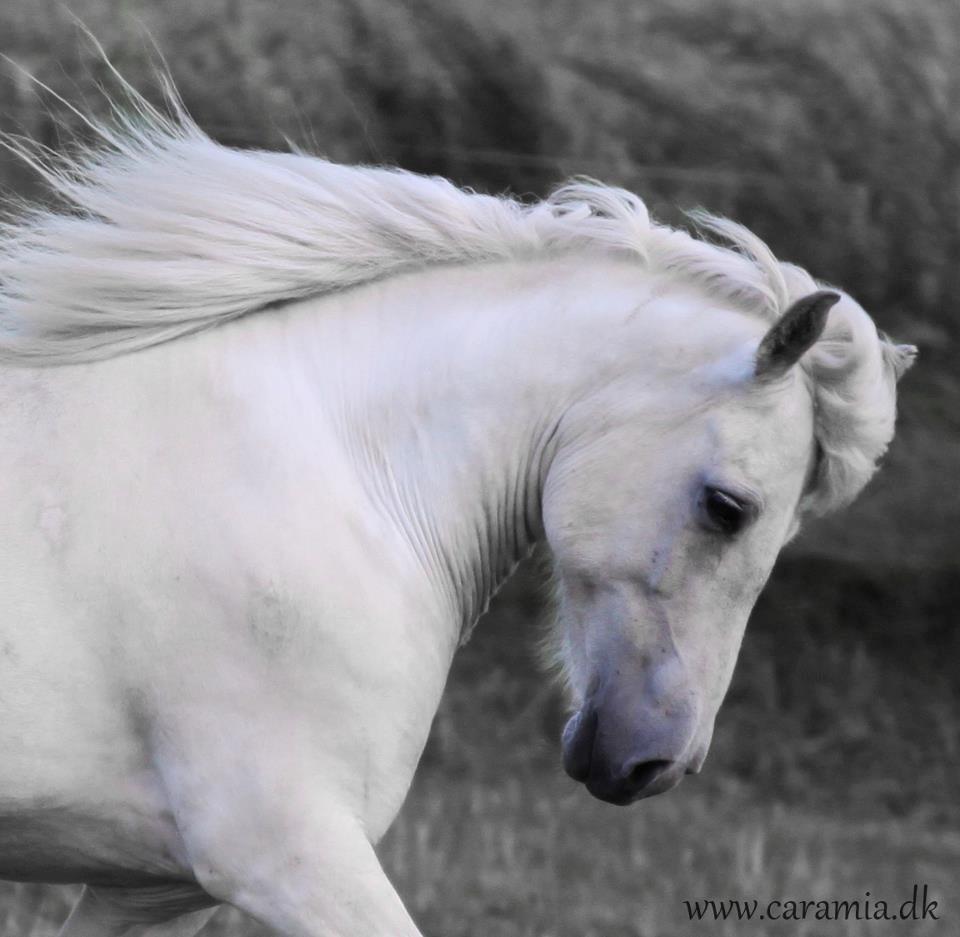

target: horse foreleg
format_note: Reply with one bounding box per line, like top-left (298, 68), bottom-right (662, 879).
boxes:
top-left (180, 809), bottom-right (424, 937)
top-left (57, 884), bottom-right (218, 937)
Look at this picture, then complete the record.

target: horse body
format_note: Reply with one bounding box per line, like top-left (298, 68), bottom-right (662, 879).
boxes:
top-left (0, 97), bottom-right (913, 935)
top-left (0, 258), bottom-right (652, 903)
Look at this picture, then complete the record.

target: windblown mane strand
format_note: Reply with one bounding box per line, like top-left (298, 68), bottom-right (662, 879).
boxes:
top-left (0, 84), bottom-right (912, 515)
top-left (0, 90), bottom-right (792, 367)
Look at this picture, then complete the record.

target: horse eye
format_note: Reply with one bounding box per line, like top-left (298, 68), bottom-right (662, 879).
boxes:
top-left (701, 487), bottom-right (749, 535)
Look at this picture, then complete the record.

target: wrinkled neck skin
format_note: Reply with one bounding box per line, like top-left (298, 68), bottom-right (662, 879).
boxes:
top-left (324, 266), bottom-right (566, 638)
top-left (247, 256), bottom-right (735, 645)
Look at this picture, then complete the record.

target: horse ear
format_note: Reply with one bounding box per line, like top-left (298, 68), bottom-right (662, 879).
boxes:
top-left (888, 343), bottom-right (918, 381)
top-left (755, 290), bottom-right (840, 381)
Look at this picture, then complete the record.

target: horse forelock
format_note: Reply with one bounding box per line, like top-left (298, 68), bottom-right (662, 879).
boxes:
top-left (798, 303), bottom-right (909, 516)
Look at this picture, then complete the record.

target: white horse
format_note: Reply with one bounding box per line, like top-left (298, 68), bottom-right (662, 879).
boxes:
top-left (0, 91), bottom-right (914, 937)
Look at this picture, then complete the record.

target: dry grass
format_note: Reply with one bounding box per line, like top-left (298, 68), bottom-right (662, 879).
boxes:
top-left (3, 773), bottom-right (957, 936)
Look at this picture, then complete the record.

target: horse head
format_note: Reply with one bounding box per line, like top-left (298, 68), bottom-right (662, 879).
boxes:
top-left (543, 288), bottom-right (914, 804)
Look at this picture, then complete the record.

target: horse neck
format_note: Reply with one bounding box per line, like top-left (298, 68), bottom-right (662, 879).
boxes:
top-left (274, 256), bottom-right (660, 641)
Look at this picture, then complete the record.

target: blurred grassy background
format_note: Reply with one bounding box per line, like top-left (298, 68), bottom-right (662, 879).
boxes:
top-left (1, 0), bottom-right (957, 934)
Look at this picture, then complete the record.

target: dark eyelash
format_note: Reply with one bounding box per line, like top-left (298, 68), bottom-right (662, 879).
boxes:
top-left (701, 487), bottom-right (754, 535)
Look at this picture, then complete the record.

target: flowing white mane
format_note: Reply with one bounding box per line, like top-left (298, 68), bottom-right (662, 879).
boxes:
top-left (0, 90), bottom-right (912, 513)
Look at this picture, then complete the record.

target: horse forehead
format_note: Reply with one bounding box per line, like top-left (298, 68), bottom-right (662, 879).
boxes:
top-left (714, 383), bottom-right (816, 477)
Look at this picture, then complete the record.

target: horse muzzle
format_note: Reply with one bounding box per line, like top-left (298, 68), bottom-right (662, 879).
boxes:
top-left (561, 681), bottom-right (700, 805)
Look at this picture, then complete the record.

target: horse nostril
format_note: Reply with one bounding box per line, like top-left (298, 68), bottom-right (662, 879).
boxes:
top-left (625, 758), bottom-right (672, 793)
top-left (561, 708), bottom-right (599, 783)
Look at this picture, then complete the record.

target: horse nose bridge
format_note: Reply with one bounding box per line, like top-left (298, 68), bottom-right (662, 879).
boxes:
top-left (595, 645), bottom-right (703, 757)
top-left (604, 633), bottom-right (700, 719)
top-left (644, 648), bottom-right (701, 717)
top-left (608, 580), bottom-right (694, 694)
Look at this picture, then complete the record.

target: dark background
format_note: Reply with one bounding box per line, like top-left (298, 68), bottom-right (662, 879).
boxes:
top-left (1, 1), bottom-right (957, 934)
